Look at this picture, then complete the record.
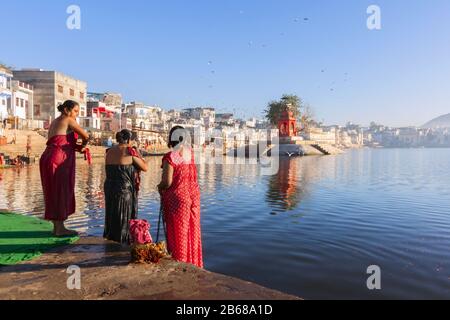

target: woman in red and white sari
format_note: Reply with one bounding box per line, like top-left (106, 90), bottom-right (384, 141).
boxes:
top-left (158, 126), bottom-right (203, 268)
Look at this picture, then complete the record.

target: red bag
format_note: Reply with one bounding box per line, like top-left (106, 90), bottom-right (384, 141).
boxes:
top-left (129, 219), bottom-right (153, 245)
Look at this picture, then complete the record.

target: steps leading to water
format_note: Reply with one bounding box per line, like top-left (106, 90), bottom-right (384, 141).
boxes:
top-left (0, 130), bottom-right (47, 158)
top-left (311, 144), bottom-right (331, 155)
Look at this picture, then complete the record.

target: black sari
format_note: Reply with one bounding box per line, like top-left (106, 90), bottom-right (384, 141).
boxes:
top-left (103, 165), bottom-right (138, 244)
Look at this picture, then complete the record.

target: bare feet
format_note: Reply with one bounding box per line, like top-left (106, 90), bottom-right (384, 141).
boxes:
top-left (52, 221), bottom-right (79, 237)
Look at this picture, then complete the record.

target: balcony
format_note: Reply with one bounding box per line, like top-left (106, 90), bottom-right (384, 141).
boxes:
top-left (0, 86), bottom-right (12, 98)
top-left (17, 81), bottom-right (33, 91)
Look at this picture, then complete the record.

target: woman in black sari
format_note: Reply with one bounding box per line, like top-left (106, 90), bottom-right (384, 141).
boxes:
top-left (104, 130), bottom-right (148, 244)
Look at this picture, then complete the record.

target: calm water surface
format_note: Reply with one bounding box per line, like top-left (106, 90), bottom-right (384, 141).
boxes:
top-left (1, 148), bottom-right (449, 299)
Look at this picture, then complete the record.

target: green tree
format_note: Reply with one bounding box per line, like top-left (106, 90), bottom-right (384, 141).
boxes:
top-left (264, 94), bottom-right (315, 132)
top-left (265, 94), bottom-right (301, 125)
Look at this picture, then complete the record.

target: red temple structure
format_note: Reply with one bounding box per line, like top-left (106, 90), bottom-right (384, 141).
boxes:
top-left (278, 108), bottom-right (297, 138)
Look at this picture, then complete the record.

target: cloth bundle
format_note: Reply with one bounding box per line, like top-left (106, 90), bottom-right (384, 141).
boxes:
top-left (129, 219), bottom-right (153, 245)
top-left (73, 133), bottom-right (92, 165)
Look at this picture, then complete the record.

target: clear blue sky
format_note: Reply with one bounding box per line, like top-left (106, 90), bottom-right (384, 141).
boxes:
top-left (2, 0), bottom-right (450, 126)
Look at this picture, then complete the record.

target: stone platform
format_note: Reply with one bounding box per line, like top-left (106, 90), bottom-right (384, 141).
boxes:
top-left (0, 237), bottom-right (300, 300)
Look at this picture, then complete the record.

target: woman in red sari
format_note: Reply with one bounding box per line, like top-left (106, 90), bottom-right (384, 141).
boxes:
top-left (40, 100), bottom-right (89, 237)
top-left (158, 126), bottom-right (203, 268)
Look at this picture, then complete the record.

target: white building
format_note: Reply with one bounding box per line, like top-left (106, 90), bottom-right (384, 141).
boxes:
top-left (183, 107), bottom-right (216, 129)
top-left (303, 127), bottom-right (337, 145)
top-left (8, 81), bottom-right (34, 120)
top-left (81, 113), bottom-right (101, 131)
top-left (216, 113), bottom-right (235, 126)
top-left (0, 66), bottom-right (13, 121)
top-left (125, 102), bottom-right (152, 130)
top-left (245, 117), bottom-right (257, 129)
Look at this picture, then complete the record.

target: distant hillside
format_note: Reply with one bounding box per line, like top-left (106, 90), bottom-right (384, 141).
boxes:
top-left (423, 113), bottom-right (450, 128)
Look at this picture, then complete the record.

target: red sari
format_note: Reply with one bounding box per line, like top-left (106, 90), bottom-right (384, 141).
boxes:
top-left (40, 132), bottom-right (77, 221)
top-left (161, 148), bottom-right (203, 268)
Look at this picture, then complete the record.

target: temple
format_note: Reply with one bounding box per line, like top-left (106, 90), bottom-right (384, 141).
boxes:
top-left (278, 106), bottom-right (297, 138)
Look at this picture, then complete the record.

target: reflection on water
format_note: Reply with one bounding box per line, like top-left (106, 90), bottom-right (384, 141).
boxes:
top-left (267, 158), bottom-right (306, 212)
top-left (1, 149), bottom-right (450, 299)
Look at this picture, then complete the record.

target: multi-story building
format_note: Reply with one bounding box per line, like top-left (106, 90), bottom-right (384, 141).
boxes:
top-left (245, 118), bottom-right (257, 129)
top-left (167, 109), bottom-right (181, 121)
top-left (347, 129), bottom-right (364, 146)
top-left (0, 65), bottom-right (13, 121)
top-left (82, 101), bottom-right (116, 132)
top-left (395, 127), bottom-right (421, 146)
top-left (125, 102), bottom-right (152, 130)
top-left (8, 81), bottom-right (34, 120)
top-left (183, 107), bottom-right (216, 129)
top-left (85, 92), bottom-right (124, 133)
top-left (303, 127), bottom-right (337, 145)
top-left (12, 69), bottom-right (87, 122)
top-left (102, 93), bottom-right (123, 107)
top-left (88, 92), bottom-right (122, 107)
top-left (216, 113), bottom-right (234, 126)
top-left (123, 102), bottom-right (166, 131)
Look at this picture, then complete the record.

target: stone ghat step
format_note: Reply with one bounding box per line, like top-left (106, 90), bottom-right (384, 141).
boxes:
top-left (0, 236), bottom-right (301, 300)
top-left (0, 130), bottom-right (47, 158)
top-left (1, 130), bottom-right (47, 145)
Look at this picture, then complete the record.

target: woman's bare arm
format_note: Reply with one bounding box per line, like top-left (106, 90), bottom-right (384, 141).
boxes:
top-left (68, 117), bottom-right (90, 141)
top-left (132, 156), bottom-right (148, 172)
top-left (158, 160), bottom-right (174, 192)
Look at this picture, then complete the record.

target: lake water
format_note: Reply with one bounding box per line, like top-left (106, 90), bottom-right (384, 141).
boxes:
top-left (1, 148), bottom-right (449, 299)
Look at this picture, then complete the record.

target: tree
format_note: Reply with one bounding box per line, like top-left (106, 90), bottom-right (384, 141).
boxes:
top-left (264, 94), bottom-right (315, 132)
top-left (299, 103), bottom-right (316, 133)
top-left (265, 94), bottom-right (301, 126)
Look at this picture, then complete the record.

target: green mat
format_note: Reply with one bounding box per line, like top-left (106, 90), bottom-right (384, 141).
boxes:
top-left (0, 212), bottom-right (79, 266)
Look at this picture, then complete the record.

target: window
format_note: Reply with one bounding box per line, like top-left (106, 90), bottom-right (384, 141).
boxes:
top-left (58, 85), bottom-right (64, 93)
top-left (34, 105), bottom-right (41, 117)
top-left (2, 99), bottom-right (5, 105)
top-left (21, 99), bottom-right (24, 107)
top-left (80, 92), bottom-right (85, 100)
top-left (16, 97), bottom-right (19, 106)
top-left (25, 101), bottom-right (29, 109)
top-left (70, 89), bottom-right (75, 96)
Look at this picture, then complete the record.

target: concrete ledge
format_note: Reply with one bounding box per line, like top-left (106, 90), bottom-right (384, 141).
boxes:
top-left (0, 237), bottom-right (300, 300)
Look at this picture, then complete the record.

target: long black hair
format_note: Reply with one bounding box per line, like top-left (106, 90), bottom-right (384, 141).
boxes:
top-left (57, 100), bottom-right (79, 114)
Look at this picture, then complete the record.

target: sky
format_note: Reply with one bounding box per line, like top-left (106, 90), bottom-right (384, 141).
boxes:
top-left (1, 0), bottom-right (450, 127)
